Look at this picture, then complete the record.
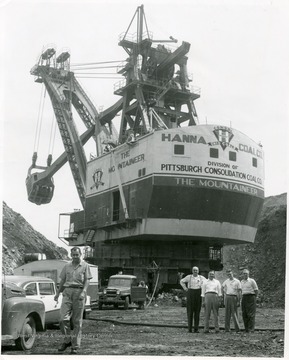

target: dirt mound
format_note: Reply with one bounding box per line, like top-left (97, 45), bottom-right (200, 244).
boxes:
top-left (218, 193), bottom-right (287, 308)
top-left (2, 202), bottom-right (68, 274)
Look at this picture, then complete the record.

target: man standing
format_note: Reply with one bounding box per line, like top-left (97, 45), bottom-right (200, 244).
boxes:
top-left (222, 269), bottom-right (241, 332)
top-left (54, 247), bottom-right (92, 354)
top-left (241, 269), bottom-right (258, 332)
top-left (201, 270), bottom-right (222, 333)
top-left (180, 266), bottom-right (206, 333)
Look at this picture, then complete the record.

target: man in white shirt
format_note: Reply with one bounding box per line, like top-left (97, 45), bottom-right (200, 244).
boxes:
top-left (222, 269), bottom-right (241, 332)
top-left (201, 270), bottom-right (222, 333)
top-left (180, 266), bottom-right (206, 333)
top-left (241, 269), bottom-right (258, 332)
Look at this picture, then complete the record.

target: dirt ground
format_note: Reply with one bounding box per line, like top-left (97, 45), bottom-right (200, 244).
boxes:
top-left (1, 304), bottom-right (285, 357)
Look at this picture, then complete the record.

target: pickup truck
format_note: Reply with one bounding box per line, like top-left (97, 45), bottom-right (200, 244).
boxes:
top-left (98, 274), bottom-right (147, 310)
top-left (2, 279), bottom-right (45, 350)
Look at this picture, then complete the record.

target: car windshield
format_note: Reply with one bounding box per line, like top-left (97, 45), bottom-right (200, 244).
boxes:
top-left (108, 278), bottom-right (132, 287)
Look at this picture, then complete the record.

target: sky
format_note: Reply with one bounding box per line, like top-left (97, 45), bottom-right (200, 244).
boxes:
top-left (1, 0), bottom-right (288, 250)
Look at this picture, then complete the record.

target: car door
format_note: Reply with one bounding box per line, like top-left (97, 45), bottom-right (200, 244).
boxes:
top-left (38, 281), bottom-right (61, 324)
top-left (24, 281), bottom-right (62, 325)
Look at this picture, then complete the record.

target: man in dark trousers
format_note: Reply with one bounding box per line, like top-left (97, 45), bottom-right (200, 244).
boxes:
top-left (241, 269), bottom-right (258, 332)
top-left (180, 266), bottom-right (206, 333)
top-left (54, 247), bottom-right (92, 354)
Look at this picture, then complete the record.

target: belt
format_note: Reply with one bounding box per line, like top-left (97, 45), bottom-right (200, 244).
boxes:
top-left (226, 294), bottom-right (237, 296)
top-left (243, 294), bottom-right (255, 296)
top-left (65, 286), bottom-right (83, 289)
top-left (205, 292), bottom-right (217, 294)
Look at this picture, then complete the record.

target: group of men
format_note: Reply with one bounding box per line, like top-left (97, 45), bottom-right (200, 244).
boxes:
top-left (180, 267), bottom-right (258, 334)
top-left (54, 248), bottom-right (259, 355)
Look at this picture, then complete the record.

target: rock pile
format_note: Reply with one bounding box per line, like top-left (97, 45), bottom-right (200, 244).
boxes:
top-left (2, 202), bottom-right (68, 274)
top-left (217, 193), bottom-right (287, 308)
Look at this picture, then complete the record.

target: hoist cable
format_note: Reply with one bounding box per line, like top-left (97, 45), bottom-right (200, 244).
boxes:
top-left (33, 84), bottom-right (45, 152)
top-left (35, 87), bottom-right (47, 152)
top-left (52, 118), bottom-right (57, 153)
top-left (71, 65), bottom-right (119, 70)
top-left (73, 72), bottom-right (118, 75)
top-left (48, 113), bottom-right (57, 155)
top-left (75, 76), bottom-right (122, 79)
top-left (71, 60), bottom-right (123, 66)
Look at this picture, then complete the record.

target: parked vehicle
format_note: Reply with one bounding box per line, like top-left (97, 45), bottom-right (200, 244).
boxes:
top-left (13, 259), bottom-right (98, 307)
top-left (2, 279), bottom-right (45, 350)
top-left (4, 275), bottom-right (91, 325)
top-left (98, 274), bottom-right (146, 310)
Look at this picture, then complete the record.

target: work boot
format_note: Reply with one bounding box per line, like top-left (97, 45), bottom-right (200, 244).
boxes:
top-left (58, 341), bottom-right (72, 352)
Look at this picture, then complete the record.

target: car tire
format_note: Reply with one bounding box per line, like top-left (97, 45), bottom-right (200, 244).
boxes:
top-left (124, 296), bottom-right (129, 310)
top-left (138, 301), bottom-right (145, 310)
top-left (15, 316), bottom-right (36, 350)
top-left (98, 302), bottom-right (103, 310)
top-left (83, 310), bottom-right (90, 319)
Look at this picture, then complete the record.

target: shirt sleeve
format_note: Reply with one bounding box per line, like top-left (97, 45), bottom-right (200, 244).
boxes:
top-left (201, 280), bottom-right (207, 297)
top-left (180, 275), bottom-right (189, 285)
top-left (59, 264), bottom-right (67, 281)
top-left (236, 280), bottom-right (241, 290)
top-left (217, 281), bottom-right (222, 296)
top-left (85, 263), bottom-right (93, 280)
top-left (201, 275), bottom-right (206, 284)
top-left (251, 279), bottom-right (258, 291)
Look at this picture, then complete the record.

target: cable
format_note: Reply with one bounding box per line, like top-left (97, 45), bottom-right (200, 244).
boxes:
top-left (71, 65), bottom-right (119, 70)
top-left (71, 60), bottom-right (123, 66)
top-left (75, 76), bottom-right (122, 79)
top-left (73, 72), bottom-right (118, 75)
top-left (48, 113), bottom-right (57, 155)
top-left (35, 88), bottom-right (46, 152)
top-left (146, 271), bottom-right (160, 308)
top-left (87, 316), bottom-right (284, 332)
top-left (33, 84), bottom-right (44, 152)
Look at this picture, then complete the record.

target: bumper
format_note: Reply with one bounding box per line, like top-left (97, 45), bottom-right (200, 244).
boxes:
top-left (2, 335), bottom-right (15, 341)
top-left (99, 296), bottom-right (125, 305)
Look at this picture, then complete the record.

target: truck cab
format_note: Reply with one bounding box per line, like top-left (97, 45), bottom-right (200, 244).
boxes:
top-left (98, 274), bottom-right (146, 310)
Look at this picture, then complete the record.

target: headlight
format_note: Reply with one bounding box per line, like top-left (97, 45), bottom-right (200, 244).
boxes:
top-left (103, 289), bottom-right (107, 294)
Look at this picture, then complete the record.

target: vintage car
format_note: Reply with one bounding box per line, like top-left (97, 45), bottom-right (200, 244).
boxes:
top-left (2, 279), bottom-right (45, 350)
top-left (98, 274), bottom-right (147, 310)
top-left (4, 275), bottom-right (91, 325)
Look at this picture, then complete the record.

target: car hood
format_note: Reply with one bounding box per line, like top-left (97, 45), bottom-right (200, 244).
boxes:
top-left (2, 281), bottom-right (26, 299)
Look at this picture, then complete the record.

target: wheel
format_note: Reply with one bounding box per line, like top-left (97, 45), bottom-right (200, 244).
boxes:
top-left (124, 296), bottom-right (129, 310)
top-left (98, 302), bottom-right (103, 310)
top-left (83, 310), bottom-right (90, 319)
top-left (15, 316), bottom-right (36, 350)
top-left (138, 301), bottom-right (145, 310)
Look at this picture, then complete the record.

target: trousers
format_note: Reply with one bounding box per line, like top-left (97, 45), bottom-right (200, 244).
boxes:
top-left (186, 288), bottom-right (202, 331)
top-left (60, 288), bottom-right (86, 349)
top-left (224, 295), bottom-right (240, 331)
top-left (241, 294), bottom-right (256, 332)
top-left (204, 293), bottom-right (219, 332)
